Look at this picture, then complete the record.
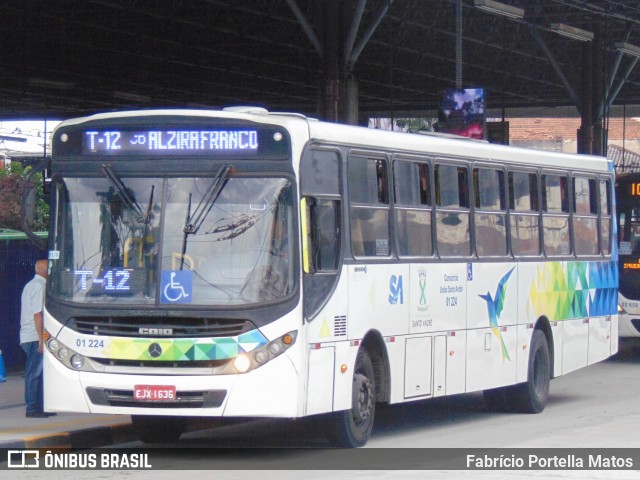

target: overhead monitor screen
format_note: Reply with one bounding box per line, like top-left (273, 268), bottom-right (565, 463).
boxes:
top-left (437, 88), bottom-right (485, 140)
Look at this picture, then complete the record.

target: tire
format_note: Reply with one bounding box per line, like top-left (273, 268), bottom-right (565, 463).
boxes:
top-left (131, 415), bottom-right (185, 444)
top-left (483, 329), bottom-right (551, 413)
top-left (326, 349), bottom-right (376, 448)
top-left (512, 329), bottom-right (551, 413)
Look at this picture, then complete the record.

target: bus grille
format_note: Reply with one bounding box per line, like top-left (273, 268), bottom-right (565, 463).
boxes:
top-left (68, 316), bottom-right (255, 338)
top-left (90, 358), bottom-right (231, 369)
top-left (86, 387), bottom-right (227, 409)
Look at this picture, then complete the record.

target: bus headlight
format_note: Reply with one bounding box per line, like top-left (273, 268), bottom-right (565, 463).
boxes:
top-left (230, 330), bottom-right (297, 374)
top-left (268, 341), bottom-right (283, 355)
top-left (45, 333), bottom-right (98, 372)
top-left (233, 354), bottom-right (252, 373)
top-left (254, 350), bottom-right (268, 364)
top-left (48, 338), bottom-right (60, 352)
top-left (70, 354), bottom-right (85, 370)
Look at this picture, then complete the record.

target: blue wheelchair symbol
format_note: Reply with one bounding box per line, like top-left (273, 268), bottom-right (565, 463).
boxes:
top-left (161, 270), bottom-right (192, 304)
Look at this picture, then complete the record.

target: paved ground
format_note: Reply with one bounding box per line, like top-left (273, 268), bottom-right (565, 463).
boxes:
top-left (2, 340), bottom-right (638, 450)
top-left (0, 373), bottom-right (134, 448)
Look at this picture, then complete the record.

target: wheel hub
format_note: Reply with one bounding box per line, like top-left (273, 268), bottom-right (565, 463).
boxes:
top-left (353, 373), bottom-right (373, 423)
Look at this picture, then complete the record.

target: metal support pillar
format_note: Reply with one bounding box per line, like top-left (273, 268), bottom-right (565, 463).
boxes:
top-left (578, 38), bottom-right (593, 154)
top-left (318, 0), bottom-right (341, 122)
top-left (591, 24), bottom-right (605, 156)
top-left (577, 24), bottom-right (606, 155)
top-left (298, 0), bottom-right (390, 124)
top-left (455, 0), bottom-right (462, 89)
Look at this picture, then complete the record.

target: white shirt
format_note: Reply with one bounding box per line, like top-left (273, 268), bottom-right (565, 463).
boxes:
top-left (20, 274), bottom-right (46, 344)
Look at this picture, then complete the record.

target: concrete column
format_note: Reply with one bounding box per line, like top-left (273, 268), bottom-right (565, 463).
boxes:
top-left (340, 78), bottom-right (359, 125)
top-left (318, 78), bottom-right (340, 122)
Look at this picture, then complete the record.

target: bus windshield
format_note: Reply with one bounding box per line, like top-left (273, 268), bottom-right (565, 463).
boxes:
top-left (49, 174), bottom-right (295, 306)
top-left (618, 206), bottom-right (640, 255)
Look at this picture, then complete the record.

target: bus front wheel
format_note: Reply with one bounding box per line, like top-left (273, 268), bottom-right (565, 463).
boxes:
top-left (131, 415), bottom-right (185, 444)
top-left (326, 349), bottom-right (376, 448)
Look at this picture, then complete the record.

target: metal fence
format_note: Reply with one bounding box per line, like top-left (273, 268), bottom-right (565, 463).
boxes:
top-left (0, 236), bottom-right (46, 370)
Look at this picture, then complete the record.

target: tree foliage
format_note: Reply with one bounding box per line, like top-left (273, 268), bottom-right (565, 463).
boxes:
top-left (0, 161), bottom-right (49, 232)
top-left (394, 118), bottom-right (435, 133)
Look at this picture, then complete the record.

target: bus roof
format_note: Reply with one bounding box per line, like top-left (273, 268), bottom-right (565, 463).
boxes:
top-left (305, 118), bottom-right (610, 173)
top-left (53, 108), bottom-right (611, 174)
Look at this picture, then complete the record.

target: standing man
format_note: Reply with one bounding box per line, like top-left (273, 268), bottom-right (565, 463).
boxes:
top-left (20, 259), bottom-right (55, 418)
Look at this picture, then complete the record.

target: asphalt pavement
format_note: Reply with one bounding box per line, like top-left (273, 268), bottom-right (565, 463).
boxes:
top-left (0, 372), bottom-right (134, 448)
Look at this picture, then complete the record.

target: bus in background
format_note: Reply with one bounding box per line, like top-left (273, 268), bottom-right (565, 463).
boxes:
top-left (615, 172), bottom-right (640, 339)
top-left (24, 108), bottom-right (618, 447)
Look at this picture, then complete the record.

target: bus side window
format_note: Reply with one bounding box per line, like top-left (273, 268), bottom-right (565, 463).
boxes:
top-left (348, 155), bottom-right (390, 257)
top-left (573, 176), bottom-right (598, 256)
top-left (473, 167), bottom-right (507, 257)
top-left (508, 171), bottom-right (541, 256)
top-left (394, 159), bottom-right (433, 257)
top-left (542, 173), bottom-right (571, 256)
top-left (435, 163), bottom-right (470, 257)
top-left (599, 178), bottom-right (612, 256)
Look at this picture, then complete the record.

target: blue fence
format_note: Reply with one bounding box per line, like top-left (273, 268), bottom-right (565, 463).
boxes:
top-left (0, 237), bottom-right (47, 371)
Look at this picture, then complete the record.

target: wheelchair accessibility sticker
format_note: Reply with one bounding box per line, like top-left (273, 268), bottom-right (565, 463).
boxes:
top-left (161, 270), bottom-right (192, 304)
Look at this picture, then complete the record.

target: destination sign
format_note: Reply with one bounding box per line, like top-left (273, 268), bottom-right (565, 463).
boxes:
top-left (628, 181), bottom-right (640, 197)
top-left (82, 129), bottom-right (259, 155)
top-left (75, 269), bottom-right (132, 292)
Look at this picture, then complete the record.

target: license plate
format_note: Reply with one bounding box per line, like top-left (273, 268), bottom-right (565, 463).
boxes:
top-left (133, 385), bottom-right (176, 401)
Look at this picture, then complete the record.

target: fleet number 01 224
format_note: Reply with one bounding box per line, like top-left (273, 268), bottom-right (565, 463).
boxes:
top-left (76, 338), bottom-right (105, 349)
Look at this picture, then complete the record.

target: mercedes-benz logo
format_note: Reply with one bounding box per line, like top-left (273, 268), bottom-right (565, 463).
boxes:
top-left (148, 342), bottom-right (163, 358)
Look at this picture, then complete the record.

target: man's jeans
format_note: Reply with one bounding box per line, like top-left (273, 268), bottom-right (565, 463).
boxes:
top-left (21, 341), bottom-right (43, 414)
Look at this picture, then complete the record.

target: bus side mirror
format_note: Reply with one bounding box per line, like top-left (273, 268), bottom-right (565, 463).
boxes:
top-left (300, 196), bottom-right (341, 274)
top-left (21, 159), bottom-right (49, 251)
top-left (300, 197), bottom-right (314, 274)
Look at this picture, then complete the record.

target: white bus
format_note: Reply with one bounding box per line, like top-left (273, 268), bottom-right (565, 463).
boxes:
top-left (35, 108), bottom-right (618, 447)
top-left (614, 172), bottom-right (640, 338)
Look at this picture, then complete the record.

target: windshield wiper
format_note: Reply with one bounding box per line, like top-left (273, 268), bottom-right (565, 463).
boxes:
top-left (179, 193), bottom-right (193, 270)
top-left (179, 165), bottom-right (232, 270)
top-left (183, 165), bottom-right (232, 234)
top-left (143, 184), bottom-right (155, 230)
top-left (100, 164), bottom-right (145, 222)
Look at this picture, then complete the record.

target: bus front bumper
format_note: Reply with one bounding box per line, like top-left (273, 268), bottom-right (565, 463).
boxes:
top-left (43, 349), bottom-right (301, 418)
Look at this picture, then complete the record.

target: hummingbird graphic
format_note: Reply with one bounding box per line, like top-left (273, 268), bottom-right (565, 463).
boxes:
top-left (478, 267), bottom-right (515, 361)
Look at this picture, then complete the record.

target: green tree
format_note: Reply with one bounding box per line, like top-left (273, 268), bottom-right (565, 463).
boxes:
top-left (0, 160), bottom-right (49, 231)
top-left (394, 118), bottom-right (434, 133)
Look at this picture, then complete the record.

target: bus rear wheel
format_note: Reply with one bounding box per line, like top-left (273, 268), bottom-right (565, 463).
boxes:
top-left (326, 349), bottom-right (376, 448)
top-left (513, 329), bottom-right (551, 413)
top-left (483, 329), bottom-right (550, 413)
top-left (131, 415), bottom-right (185, 444)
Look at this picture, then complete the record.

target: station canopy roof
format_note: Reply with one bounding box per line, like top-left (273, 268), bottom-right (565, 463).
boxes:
top-left (2, 0), bottom-right (640, 120)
